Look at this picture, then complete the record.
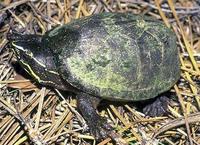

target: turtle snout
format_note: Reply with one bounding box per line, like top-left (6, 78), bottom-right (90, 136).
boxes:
top-left (7, 32), bottom-right (25, 42)
top-left (7, 32), bottom-right (15, 41)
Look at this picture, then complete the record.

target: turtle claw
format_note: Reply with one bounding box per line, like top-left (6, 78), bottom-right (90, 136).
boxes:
top-left (143, 96), bottom-right (170, 117)
top-left (89, 118), bottom-right (128, 145)
top-left (89, 117), bottom-right (112, 141)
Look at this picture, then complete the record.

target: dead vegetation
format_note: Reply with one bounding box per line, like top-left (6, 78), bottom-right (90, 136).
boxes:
top-left (0, 0), bottom-right (200, 145)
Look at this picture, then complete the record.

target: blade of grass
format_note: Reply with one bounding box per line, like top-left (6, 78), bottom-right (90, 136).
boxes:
top-left (154, 0), bottom-right (170, 27)
top-left (167, 0), bottom-right (200, 72)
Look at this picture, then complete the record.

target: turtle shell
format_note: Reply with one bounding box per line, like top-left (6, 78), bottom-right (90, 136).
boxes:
top-left (42, 13), bottom-right (180, 101)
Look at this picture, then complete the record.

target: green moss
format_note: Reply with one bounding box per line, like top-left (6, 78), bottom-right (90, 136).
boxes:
top-left (67, 55), bottom-right (128, 92)
top-left (51, 13), bottom-right (180, 100)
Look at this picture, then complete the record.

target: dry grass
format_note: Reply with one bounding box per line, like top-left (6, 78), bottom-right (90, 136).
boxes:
top-left (0, 0), bottom-right (200, 145)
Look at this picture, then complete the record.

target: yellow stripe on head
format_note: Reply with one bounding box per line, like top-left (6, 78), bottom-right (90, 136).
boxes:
top-left (48, 70), bottom-right (59, 75)
top-left (12, 42), bottom-right (26, 51)
top-left (33, 57), bottom-right (46, 68)
top-left (20, 60), bottom-right (41, 82)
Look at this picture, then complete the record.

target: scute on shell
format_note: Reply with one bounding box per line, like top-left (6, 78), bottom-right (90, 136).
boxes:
top-left (43, 13), bottom-right (180, 101)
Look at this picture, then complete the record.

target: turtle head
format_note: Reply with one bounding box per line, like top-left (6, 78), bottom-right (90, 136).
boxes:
top-left (7, 32), bottom-right (43, 63)
top-left (7, 32), bottom-right (48, 80)
top-left (7, 32), bottom-right (48, 71)
top-left (7, 32), bottom-right (68, 90)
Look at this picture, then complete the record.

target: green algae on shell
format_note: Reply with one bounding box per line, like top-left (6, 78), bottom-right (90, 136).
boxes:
top-left (43, 12), bottom-right (180, 101)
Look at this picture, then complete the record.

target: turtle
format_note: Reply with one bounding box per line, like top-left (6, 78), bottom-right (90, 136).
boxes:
top-left (7, 12), bottom-right (180, 142)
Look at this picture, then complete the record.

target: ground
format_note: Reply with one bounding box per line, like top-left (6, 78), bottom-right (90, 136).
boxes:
top-left (0, 0), bottom-right (200, 145)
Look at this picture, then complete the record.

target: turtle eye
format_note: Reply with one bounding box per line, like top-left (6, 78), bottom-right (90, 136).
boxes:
top-left (24, 49), bottom-right (33, 58)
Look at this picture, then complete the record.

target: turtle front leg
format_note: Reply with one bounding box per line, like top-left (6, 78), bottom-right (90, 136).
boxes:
top-left (76, 92), bottom-right (112, 141)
